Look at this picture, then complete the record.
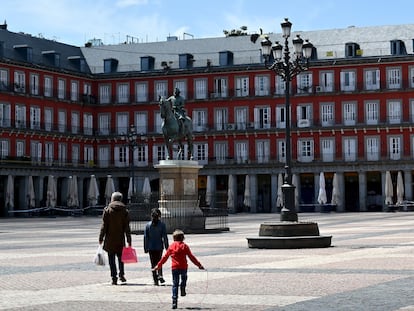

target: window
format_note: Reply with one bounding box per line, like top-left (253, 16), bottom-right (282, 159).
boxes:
top-left (116, 113), bottom-right (128, 135)
top-left (366, 137), bottom-right (379, 161)
top-left (0, 69), bottom-right (8, 90)
top-left (387, 67), bottom-right (401, 89)
top-left (31, 141), bottom-right (42, 165)
top-left (388, 100), bottom-right (401, 124)
top-left (410, 67), bottom-right (414, 88)
top-left (321, 103), bottom-right (334, 126)
top-left (235, 76), bottom-right (249, 97)
top-left (153, 145), bottom-right (166, 164)
top-left (58, 110), bottom-right (66, 133)
top-left (340, 70), bottom-right (356, 91)
top-left (365, 101), bottom-right (379, 125)
top-left (214, 142), bottom-right (227, 164)
top-left (98, 146), bottom-right (110, 168)
top-left (71, 112), bottom-right (80, 134)
top-left (70, 81), bottom-right (78, 101)
top-left (44, 76), bottom-right (52, 97)
top-left (365, 69), bottom-right (380, 90)
top-left (213, 77), bottom-right (228, 98)
top-left (30, 73), bottom-right (39, 95)
top-left (215, 108), bottom-right (227, 131)
top-left (136, 82), bottom-right (148, 102)
top-left (389, 136), bottom-right (401, 160)
top-left (277, 140), bottom-right (286, 163)
top-left (44, 108), bottom-right (53, 131)
top-left (117, 83), bottom-right (129, 103)
top-left (99, 84), bottom-right (111, 104)
top-left (255, 75), bottom-right (270, 96)
top-left (254, 106), bottom-right (271, 129)
top-left (155, 81), bottom-right (167, 100)
top-left (84, 145), bottom-right (94, 167)
top-left (235, 141), bottom-right (248, 163)
top-left (72, 145), bottom-right (80, 166)
top-left (343, 137), bottom-right (357, 161)
top-left (0, 102), bottom-right (11, 127)
top-left (298, 139), bottom-right (314, 162)
top-left (154, 111), bottom-right (162, 133)
top-left (58, 79), bottom-right (65, 99)
top-left (135, 112), bottom-right (147, 134)
top-left (321, 138), bottom-right (334, 162)
top-left (15, 104), bottom-right (26, 128)
top-left (297, 73), bottom-right (312, 94)
top-left (98, 114), bottom-right (110, 135)
top-left (104, 58), bottom-right (118, 73)
top-left (195, 79), bottom-right (208, 99)
top-left (192, 109), bottom-right (207, 132)
top-left (219, 51), bottom-right (233, 66)
top-left (343, 102), bottom-right (356, 126)
top-left (45, 142), bottom-right (54, 166)
top-left (14, 71), bottom-right (25, 93)
top-left (235, 107), bottom-right (247, 130)
top-left (30, 106), bottom-right (41, 130)
top-left (276, 106), bottom-right (286, 128)
top-left (58, 143), bottom-right (67, 166)
top-left (256, 140), bottom-right (270, 163)
top-left (83, 113), bottom-right (93, 135)
top-left (0, 140), bottom-right (9, 159)
top-left (16, 140), bottom-right (24, 158)
top-left (318, 71), bottom-right (334, 92)
top-left (275, 76), bottom-right (286, 95)
top-left (194, 143), bottom-right (208, 164)
top-left (136, 145), bottom-right (148, 166)
top-left (174, 81), bottom-right (187, 99)
top-left (297, 104), bottom-right (312, 127)
top-left (140, 56), bottom-right (154, 71)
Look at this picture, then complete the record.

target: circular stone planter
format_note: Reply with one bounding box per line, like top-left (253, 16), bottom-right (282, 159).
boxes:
top-left (259, 222), bottom-right (320, 237)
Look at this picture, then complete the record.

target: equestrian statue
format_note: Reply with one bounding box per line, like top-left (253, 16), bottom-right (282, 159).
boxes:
top-left (159, 88), bottom-right (193, 160)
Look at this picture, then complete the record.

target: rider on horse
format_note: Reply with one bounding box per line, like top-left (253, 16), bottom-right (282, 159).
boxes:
top-left (167, 88), bottom-right (186, 132)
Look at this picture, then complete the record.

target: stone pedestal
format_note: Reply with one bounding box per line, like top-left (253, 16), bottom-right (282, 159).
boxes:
top-left (154, 160), bottom-right (205, 233)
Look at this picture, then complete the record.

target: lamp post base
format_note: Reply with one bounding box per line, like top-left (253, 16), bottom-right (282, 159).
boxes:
top-left (247, 222), bottom-right (332, 249)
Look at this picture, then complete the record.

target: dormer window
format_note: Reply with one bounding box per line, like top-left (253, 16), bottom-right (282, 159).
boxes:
top-left (68, 56), bottom-right (87, 72)
top-left (140, 56), bottom-right (155, 71)
top-left (345, 42), bottom-right (361, 58)
top-left (219, 51), bottom-right (233, 66)
top-left (13, 44), bottom-right (32, 62)
top-left (104, 58), bottom-right (118, 73)
top-left (42, 50), bottom-right (60, 67)
top-left (390, 40), bottom-right (406, 55)
top-left (179, 53), bottom-right (194, 69)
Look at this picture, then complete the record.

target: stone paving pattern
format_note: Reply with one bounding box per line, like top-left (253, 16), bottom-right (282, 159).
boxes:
top-left (0, 212), bottom-right (414, 310)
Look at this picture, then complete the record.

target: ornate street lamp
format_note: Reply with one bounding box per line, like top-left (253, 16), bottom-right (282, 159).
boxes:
top-left (121, 124), bottom-right (138, 202)
top-left (260, 18), bottom-right (313, 222)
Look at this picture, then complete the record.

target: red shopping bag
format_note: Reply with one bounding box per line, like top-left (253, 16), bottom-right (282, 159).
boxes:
top-left (121, 246), bottom-right (138, 263)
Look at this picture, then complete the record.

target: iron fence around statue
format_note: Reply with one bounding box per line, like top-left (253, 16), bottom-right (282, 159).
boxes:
top-left (128, 193), bottom-right (228, 234)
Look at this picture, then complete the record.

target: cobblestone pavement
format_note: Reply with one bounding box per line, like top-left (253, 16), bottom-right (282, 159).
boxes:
top-left (0, 212), bottom-right (414, 311)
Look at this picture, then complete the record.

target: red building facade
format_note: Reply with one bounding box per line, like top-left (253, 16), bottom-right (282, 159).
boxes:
top-left (1, 22), bottom-right (414, 215)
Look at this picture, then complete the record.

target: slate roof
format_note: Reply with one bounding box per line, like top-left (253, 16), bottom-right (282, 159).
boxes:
top-left (81, 24), bottom-right (414, 74)
top-left (0, 26), bottom-right (90, 74)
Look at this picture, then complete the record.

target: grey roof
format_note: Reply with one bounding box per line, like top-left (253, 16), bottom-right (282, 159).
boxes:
top-left (0, 27), bottom-right (90, 74)
top-left (81, 24), bottom-right (414, 74)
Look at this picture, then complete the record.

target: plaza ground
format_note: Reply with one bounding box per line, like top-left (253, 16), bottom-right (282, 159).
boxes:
top-left (0, 212), bottom-right (414, 310)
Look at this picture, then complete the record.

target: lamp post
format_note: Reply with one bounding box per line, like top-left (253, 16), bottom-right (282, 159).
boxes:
top-left (260, 18), bottom-right (313, 222)
top-left (121, 124), bottom-right (138, 202)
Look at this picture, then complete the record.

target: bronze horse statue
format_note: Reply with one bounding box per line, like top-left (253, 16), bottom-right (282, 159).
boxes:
top-left (159, 96), bottom-right (193, 160)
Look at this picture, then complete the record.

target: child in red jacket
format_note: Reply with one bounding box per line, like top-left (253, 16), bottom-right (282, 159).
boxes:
top-left (153, 229), bottom-right (204, 309)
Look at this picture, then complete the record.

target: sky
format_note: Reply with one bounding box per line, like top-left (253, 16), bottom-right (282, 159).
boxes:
top-left (2, 0), bottom-right (414, 47)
